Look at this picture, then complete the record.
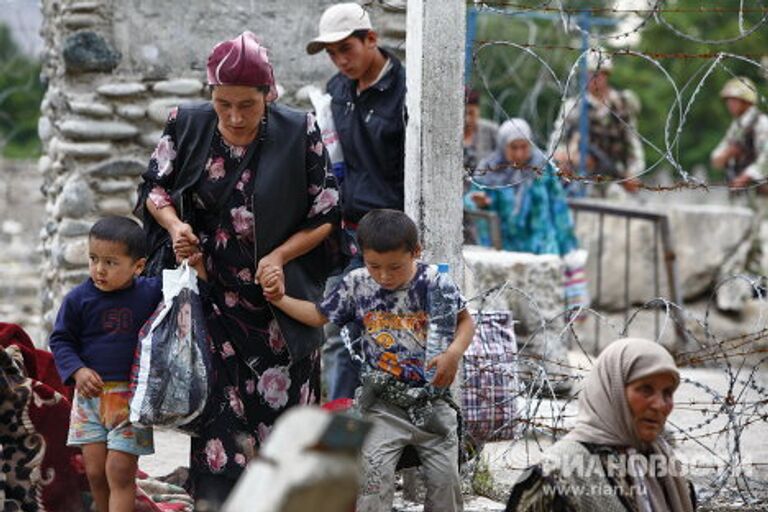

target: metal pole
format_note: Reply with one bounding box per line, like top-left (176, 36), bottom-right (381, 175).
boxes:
top-left (595, 212), bottom-right (604, 347)
top-left (659, 217), bottom-right (688, 349)
top-left (577, 12), bottom-right (591, 197)
top-left (465, 7), bottom-right (478, 85)
top-left (624, 217), bottom-right (631, 327)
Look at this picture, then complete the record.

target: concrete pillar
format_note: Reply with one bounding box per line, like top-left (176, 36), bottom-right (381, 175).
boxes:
top-left (404, 0), bottom-right (466, 274)
top-left (402, 0), bottom-right (466, 501)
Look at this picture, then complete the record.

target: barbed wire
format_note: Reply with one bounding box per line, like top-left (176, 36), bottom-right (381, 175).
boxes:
top-left (468, 11), bottom-right (768, 195)
top-left (462, 3), bottom-right (768, 507)
top-left (458, 276), bottom-right (768, 507)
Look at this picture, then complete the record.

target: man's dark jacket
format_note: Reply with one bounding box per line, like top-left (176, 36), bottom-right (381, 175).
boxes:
top-left (327, 48), bottom-right (406, 223)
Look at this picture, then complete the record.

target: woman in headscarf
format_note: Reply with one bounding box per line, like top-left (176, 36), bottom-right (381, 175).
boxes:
top-left (464, 118), bottom-right (577, 256)
top-left (135, 32), bottom-right (339, 506)
top-left (506, 338), bottom-right (697, 511)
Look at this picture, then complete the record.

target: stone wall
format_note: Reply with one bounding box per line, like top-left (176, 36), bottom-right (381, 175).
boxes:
top-left (38, 0), bottom-right (405, 333)
top-left (0, 159), bottom-right (45, 344)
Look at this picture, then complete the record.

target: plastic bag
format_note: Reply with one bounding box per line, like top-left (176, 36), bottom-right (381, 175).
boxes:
top-left (308, 86), bottom-right (346, 182)
top-left (563, 248), bottom-right (590, 322)
top-left (130, 261), bottom-right (212, 432)
top-left (462, 311), bottom-right (520, 443)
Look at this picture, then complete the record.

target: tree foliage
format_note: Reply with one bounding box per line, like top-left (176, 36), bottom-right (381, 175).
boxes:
top-left (468, 0), bottom-right (768, 179)
top-left (0, 23), bottom-right (43, 159)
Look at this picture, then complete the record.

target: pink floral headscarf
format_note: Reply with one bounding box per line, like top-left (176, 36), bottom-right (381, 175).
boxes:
top-left (206, 31), bottom-right (278, 101)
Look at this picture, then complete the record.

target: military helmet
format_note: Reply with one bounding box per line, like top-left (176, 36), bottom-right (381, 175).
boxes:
top-left (720, 77), bottom-right (758, 104)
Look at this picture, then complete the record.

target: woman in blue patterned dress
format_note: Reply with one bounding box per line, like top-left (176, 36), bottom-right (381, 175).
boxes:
top-left (465, 118), bottom-right (578, 256)
top-left (135, 32), bottom-right (339, 506)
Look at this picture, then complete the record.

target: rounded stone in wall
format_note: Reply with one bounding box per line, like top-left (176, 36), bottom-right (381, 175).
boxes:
top-left (62, 31), bottom-right (121, 73)
top-left (116, 104), bottom-right (147, 120)
top-left (63, 2), bottom-right (102, 13)
top-left (53, 178), bottom-right (95, 219)
top-left (97, 82), bottom-right (147, 97)
top-left (148, 98), bottom-right (191, 125)
top-left (140, 130), bottom-right (163, 148)
top-left (59, 219), bottom-right (93, 237)
top-left (62, 13), bottom-right (102, 30)
top-left (62, 238), bottom-right (89, 266)
top-left (98, 197), bottom-right (133, 216)
top-left (62, 269), bottom-right (91, 286)
top-left (153, 78), bottom-right (204, 96)
top-left (55, 140), bottom-right (113, 158)
top-left (59, 119), bottom-right (138, 141)
top-left (38, 116), bottom-right (53, 142)
top-left (69, 101), bottom-right (113, 117)
top-left (38, 155), bottom-right (53, 175)
top-left (86, 158), bottom-right (146, 178)
top-left (95, 179), bottom-right (136, 194)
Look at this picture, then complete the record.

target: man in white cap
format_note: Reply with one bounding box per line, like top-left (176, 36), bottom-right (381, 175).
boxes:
top-left (711, 76), bottom-right (768, 189)
top-left (549, 47), bottom-right (644, 197)
top-left (307, 3), bottom-right (406, 402)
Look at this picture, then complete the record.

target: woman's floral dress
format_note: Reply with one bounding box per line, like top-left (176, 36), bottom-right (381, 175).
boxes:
top-left (143, 107), bottom-right (339, 479)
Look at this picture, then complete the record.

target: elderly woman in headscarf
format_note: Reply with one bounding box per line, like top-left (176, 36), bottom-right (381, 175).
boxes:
top-left (464, 118), bottom-right (577, 256)
top-left (506, 338), bottom-right (697, 512)
top-left (135, 32), bottom-right (339, 506)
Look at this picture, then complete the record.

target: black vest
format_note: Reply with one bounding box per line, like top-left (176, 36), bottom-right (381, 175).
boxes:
top-left (147, 101), bottom-right (327, 361)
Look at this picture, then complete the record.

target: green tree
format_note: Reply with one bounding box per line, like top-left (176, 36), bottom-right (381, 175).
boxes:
top-left (0, 23), bottom-right (44, 159)
top-left (621, 0), bottom-right (768, 180)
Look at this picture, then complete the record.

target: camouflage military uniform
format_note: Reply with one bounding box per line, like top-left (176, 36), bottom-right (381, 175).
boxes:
top-left (550, 88), bottom-right (645, 195)
top-left (712, 105), bottom-right (768, 274)
top-left (711, 105), bottom-right (768, 184)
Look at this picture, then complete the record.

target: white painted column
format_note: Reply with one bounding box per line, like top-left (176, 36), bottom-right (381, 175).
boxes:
top-left (404, 0), bottom-right (466, 274)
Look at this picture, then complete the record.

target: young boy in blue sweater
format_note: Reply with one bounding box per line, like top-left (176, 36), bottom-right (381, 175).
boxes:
top-left (49, 216), bottom-right (202, 512)
top-left (264, 209), bottom-right (475, 512)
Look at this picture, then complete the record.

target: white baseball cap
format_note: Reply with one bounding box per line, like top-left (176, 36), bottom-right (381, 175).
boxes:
top-left (306, 3), bottom-right (373, 55)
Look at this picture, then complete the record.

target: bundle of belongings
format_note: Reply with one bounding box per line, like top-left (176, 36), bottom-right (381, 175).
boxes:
top-left (0, 322), bottom-right (86, 511)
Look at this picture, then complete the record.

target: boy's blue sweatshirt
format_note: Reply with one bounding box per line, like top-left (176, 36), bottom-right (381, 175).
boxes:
top-left (49, 277), bottom-right (162, 385)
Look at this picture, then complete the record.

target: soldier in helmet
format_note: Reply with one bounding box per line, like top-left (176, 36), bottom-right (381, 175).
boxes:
top-left (711, 76), bottom-right (768, 190)
top-left (549, 48), bottom-right (644, 197)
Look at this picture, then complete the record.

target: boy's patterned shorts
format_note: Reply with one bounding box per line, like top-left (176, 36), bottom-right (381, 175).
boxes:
top-left (67, 381), bottom-right (154, 456)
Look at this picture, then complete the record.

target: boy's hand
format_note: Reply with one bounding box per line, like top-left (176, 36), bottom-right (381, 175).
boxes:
top-left (73, 367), bottom-right (104, 398)
top-left (426, 347), bottom-right (462, 388)
top-left (262, 268), bottom-right (285, 303)
top-left (255, 251), bottom-right (284, 285)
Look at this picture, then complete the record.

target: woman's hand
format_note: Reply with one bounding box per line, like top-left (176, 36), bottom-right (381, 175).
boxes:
top-left (255, 251), bottom-right (285, 285)
top-left (170, 222), bottom-right (200, 262)
top-left (470, 191), bottom-right (492, 209)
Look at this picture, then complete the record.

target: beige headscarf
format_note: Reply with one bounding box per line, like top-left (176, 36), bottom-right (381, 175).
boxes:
top-left (565, 338), bottom-right (694, 512)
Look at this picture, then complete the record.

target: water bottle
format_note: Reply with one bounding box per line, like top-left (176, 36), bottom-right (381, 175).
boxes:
top-left (424, 263), bottom-right (458, 386)
top-left (331, 161), bottom-right (346, 184)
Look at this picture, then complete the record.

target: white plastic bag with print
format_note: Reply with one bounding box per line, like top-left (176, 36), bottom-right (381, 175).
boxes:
top-left (130, 261), bottom-right (212, 432)
top-left (308, 85), bottom-right (346, 181)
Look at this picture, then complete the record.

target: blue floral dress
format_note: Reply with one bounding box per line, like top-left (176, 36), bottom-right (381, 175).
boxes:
top-left (143, 107), bottom-right (338, 479)
top-left (464, 150), bottom-right (578, 256)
